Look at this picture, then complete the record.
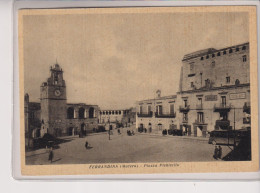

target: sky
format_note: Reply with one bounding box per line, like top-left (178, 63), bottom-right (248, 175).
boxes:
top-left (23, 10), bottom-right (249, 109)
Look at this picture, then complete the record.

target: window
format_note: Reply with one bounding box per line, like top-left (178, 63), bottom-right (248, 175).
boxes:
top-left (236, 47), bottom-right (239, 52)
top-left (223, 50), bottom-right (226, 55)
top-left (183, 113), bottom-right (188, 121)
top-left (221, 96), bottom-right (226, 106)
top-left (109, 111), bottom-right (111, 115)
top-left (205, 79), bottom-right (210, 87)
top-left (229, 49), bottom-right (233, 53)
top-left (206, 55), bottom-right (209, 59)
top-left (119, 111), bottom-right (121, 115)
top-left (243, 55), bottom-right (247, 62)
top-left (156, 105), bottom-right (162, 115)
top-left (115, 111), bottom-right (118, 115)
top-left (184, 99), bottom-right (188, 107)
top-left (67, 107), bottom-right (74, 119)
top-left (112, 111), bottom-right (114, 115)
top-left (189, 62), bottom-right (194, 73)
top-left (139, 106), bottom-right (143, 114)
top-left (170, 104), bottom-right (174, 115)
top-left (226, 76), bottom-right (230, 83)
top-left (78, 108), bottom-right (85, 119)
top-left (148, 105), bottom-right (152, 114)
top-left (89, 107), bottom-right (94, 118)
top-left (242, 46), bottom-right (246, 50)
top-left (212, 54), bottom-right (215, 58)
top-left (197, 112), bottom-right (204, 123)
top-left (201, 57), bottom-right (204, 60)
top-left (217, 52), bottom-right (221, 56)
top-left (191, 82), bottom-right (194, 88)
top-left (198, 98), bottom-right (202, 105)
top-left (54, 74), bottom-right (58, 85)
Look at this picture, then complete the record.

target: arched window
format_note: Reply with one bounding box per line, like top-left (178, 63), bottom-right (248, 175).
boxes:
top-left (235, 79), bottom-right (240, 86)
top-left (67, 107), bottom-right (74, 119)
top-left (89, 107), bottom-right (94, 118)
top-left (223, 50), bottom-right (226, 55)
top-left (112, 111), bottom-right (114, 115)
top-left (115, 111), bottom-right (118, 115)
top-left (109, 111), bottom-right (111, 115)
top-left (229, 49), bottom-right (233, 53)
top-left (200, 57), bottom-right (204, 60)
top-left (217, 52), bottom-right (221, 56)
top-left (212, 54), bottom-right (215, 58)
top-left (106, 111), bottom-right (108, 115)
top-left (206, 55), bottom-right (209, 59)
top-left (119, 111), bottom-right (122, 115)
top-left (242, 46), bottom-right (246, 50)
top-left (236, 47), bottom-right (239, 52)
top-left (79, 107), bottom-right (85, 119)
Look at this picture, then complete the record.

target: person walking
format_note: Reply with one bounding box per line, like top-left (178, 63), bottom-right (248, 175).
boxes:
top-left (218, 145), bottom-right (222, 160)
top-left (48, 147), bottom-right (54, 163)
top-left (213, 145), bottom-right (219, 160)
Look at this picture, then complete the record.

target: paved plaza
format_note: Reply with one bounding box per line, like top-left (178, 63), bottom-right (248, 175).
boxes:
top-left (26, 126), bottom-right (232, 165)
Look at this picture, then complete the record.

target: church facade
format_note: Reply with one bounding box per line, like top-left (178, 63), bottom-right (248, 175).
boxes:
top-left (24, 64), bottom-right (100, 143)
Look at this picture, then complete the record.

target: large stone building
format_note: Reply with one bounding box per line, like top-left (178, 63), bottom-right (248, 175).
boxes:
top-left (24, 64), bottom-right (100, 143)
top-left (136, 90), bottom-right (177, 134)
top-left (177, 42), bottom-right (250, 137)
top-left (136, 42), bottom-right (250, 137)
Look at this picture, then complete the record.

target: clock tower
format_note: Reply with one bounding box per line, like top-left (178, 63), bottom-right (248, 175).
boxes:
top-left (40, 63), bottom-right (67, 137)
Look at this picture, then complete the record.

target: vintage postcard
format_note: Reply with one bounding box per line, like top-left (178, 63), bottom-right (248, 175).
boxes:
top-left (18, 6), bottom-right (258, 176)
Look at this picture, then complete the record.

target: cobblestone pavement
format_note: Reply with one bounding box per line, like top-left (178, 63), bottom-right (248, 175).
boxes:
top-left (26, 127), bottom-right (231, 165)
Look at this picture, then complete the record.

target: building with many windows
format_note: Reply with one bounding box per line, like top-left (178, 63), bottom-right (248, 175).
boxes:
top-left (176, 42), bottom-right (250, 137)
top-left (136, 42), bottom-right (250, 137)
top-left (136, 90), bottom-right (177, 134)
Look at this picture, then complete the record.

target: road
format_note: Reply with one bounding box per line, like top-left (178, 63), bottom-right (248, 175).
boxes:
top-left (26, 127), bottom-right (231, 165)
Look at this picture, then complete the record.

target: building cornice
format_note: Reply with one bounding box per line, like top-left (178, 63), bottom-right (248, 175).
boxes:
top-left (177, 83), bottom-right (250, 94)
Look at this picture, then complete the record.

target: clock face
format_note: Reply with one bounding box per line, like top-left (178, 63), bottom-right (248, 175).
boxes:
top-left (54, 89), bottom-right (61, 96)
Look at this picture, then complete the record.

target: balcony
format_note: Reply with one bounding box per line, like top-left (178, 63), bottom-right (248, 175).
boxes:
top-left (243, 117), bottom-right (251, 124)
top-left (182, 119), bottom-right (188, 123)
top-left (155, 112), bottom-right (176, 118)
top-left (137, 112), bottom-right (153, 118)
top-left (196, 104), bottom-right (203, 110)
top-left (179, 105), bottom-right (190, 112)
top-left (213, 103), bottom-right (231, 112)
top-left (194, 119), bottom-right (205, 125)
top-left (215, 120), bottom-right (230, 130)
top-left (243, 102), bottom-right (251, 114)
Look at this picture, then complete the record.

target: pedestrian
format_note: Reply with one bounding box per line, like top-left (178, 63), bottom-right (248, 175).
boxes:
top-left (213, 145), bottom-right (218, 160)
top-left (48, 147), bottom-right (53, 163)
top-left (85, 141), bottom-right (89, 149)
top-left (218, 145), bottom-right (222, 159)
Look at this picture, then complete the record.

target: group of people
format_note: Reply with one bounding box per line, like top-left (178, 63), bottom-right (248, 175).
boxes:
top-left (127, 130), bottom-right (135, 136)
top-left (213, 145), bottom-right (222, 160)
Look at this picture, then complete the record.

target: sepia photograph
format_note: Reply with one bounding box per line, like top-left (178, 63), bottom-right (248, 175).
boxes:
top-left (18, 6), bottom-right (258, 175)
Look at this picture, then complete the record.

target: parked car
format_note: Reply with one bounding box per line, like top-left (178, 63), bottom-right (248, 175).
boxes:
top-left (208, 129), bottom-right (250, 145)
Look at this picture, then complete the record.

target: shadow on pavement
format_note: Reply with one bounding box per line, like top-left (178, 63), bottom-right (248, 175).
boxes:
top-left (222, 135), bottom-right (251, 161)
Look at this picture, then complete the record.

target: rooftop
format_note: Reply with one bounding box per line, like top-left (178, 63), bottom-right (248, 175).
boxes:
top-left (182, 42), bottom-right (249, 61)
